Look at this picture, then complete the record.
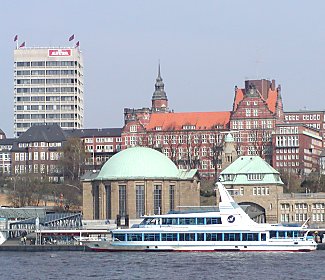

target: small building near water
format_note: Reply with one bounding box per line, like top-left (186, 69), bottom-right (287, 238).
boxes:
top-left (219, 156), bottom-right (325, 227)
top-left (82, 147), bottom-right (200, 220)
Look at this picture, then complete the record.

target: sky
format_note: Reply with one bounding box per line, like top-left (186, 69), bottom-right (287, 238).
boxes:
top-left (1, 0), bottom-right (325, 137)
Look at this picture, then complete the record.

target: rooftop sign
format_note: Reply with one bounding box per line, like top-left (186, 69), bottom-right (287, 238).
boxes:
top-left (48, 49), bottom-right (71, 57)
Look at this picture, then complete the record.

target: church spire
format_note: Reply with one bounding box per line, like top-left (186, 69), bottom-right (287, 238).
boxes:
top-left (152, 62), bottom-right (168, 113)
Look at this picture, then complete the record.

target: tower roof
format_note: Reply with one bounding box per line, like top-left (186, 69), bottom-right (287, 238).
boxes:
top-left (220, 156), bottom-right (283, 185)
top-left (152, 63), bottom-right (167, 101)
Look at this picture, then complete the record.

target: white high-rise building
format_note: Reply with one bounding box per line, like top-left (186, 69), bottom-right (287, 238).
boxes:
top-left (14, 47), bottom-right (84, 137)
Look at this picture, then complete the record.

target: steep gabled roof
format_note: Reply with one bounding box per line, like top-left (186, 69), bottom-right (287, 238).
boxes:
top-left (233, 87), bottom-right (279, 114)
top-left (233, 88), bottom-right (244, 111)
top-left (266, 89), bottom-right (278, 114)
top-left (220, 156), bottom-right (283, 185)
top-left (17, 124), bottom-right (67, 143)
top-left (0, 138), bottom-right (15, 146)
top-left (146, 112), bottom-right (231, 131)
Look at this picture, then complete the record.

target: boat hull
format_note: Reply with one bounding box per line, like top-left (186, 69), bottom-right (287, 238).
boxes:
top-left (87, 241), bottom-right (317, 252)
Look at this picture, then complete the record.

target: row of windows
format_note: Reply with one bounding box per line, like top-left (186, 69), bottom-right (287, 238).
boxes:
top-left (84, 137), bottom-right (122, 143)
top-left (113, 230), bottom-right (304, 242)
top-left (276, 154), bottom-right (299, 160)
top-left (232, 120), bottom-right (273, 130)
top-left (85, 145), bottom-right (114, 152)
top-left (16, 79), bottom-right (77, 84)
top-left (16, 104), bottom-right (78, 111)
top-left (275, 162), bottom-right (300, 167)
top-left (282, 213), bottom-right (325, 223)
top-left (14, 164), bottom-right (61, 174)
top-left (276, 136), bottom-right (299, 147)
top-left (114, 232), bottom-right (261, 242)
top-left (253, 187), bottom-right (270, 196)
top-left (281, 203), bottom-right (325, 210)
top-left (276, 148), bottom-right (299, 154)
top-left (16, 70), bottom-right (77, 76)
top-left (16, 109), bottom-right (77, 118)
top-left (16, 87), bottom-right (77, 93)
top-left (160, 217), bottom-right (222, 226)
top-left (16, 61), bottom-right (78, 67)
top-left (14, 151), bottom-right (60, 161)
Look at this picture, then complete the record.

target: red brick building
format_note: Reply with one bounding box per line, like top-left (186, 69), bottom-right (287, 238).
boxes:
top-left (272, 123), bottom-right (323, 175)
top-left (284, 110), bottom-right (325, 147)
top-left (66, 128), bottom-right (122, 171)
top-left (122, 71), bottom-right (324, 177)
top-left (230, 79), bottom-right (284, 163)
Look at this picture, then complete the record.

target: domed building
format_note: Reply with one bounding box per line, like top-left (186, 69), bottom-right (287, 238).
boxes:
top-left (82, 147), bottom-right (200, 220)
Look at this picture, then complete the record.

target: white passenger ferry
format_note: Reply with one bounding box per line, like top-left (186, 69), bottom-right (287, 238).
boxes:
top-left (88, 182), bottom-right (317, 252)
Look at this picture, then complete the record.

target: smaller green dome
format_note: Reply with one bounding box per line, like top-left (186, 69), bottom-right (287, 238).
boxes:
top-left (96, 147), bottom-right (179, 180)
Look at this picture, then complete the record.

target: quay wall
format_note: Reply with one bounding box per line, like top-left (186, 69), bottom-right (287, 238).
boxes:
top-left (0, 245), bottom-right (91, 252)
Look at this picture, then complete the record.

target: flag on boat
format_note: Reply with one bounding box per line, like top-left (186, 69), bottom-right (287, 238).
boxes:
top-left (19, 42), bottom-right (25, 48)
top-left (69, 34), bottom-right (75, 41)
top-left (14, 35), bottom-right (18, 42)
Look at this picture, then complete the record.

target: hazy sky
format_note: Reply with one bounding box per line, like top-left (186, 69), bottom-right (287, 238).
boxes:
top-left (1, 1), bottom-right (325, 137)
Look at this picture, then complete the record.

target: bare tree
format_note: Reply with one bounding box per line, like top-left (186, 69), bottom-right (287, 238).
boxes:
top-left (59, 137), bottom-right (88, 182)
top-left (206, 126), bottom-right (224, 179)
top-left (9, 174), bottom-right (48, 207)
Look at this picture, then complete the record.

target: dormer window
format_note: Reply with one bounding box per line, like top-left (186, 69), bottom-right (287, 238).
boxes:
top-left (247, 173), bottom-right (263, 181)
top-left (223, 174), bottom-right (234, 181)
top-left (155, 126), bottom-right (162, 131)
top-left (182, 125), bottom-right (196, 130)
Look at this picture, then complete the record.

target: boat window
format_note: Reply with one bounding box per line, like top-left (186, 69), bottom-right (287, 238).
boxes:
top-left (278, 231), bottom-right (285, 238)
top-left (197, 218), bottom-right (205, 225)
top-left (242, 233), bottom-right (259, 241)
top-left (206, 217), bottom-right (222, 225)
top-left (179, 233), bottom-right (195, 241)
top-left (197, 233), bottom-right (204, 241)
top-left (179, 218), bottom-right (196, 225)
top-left (224, 233), bottom-right (240, 241)
top-left (161, 233), bottom-right (177, 241)
top-left (144, 233), bottom-right (160, 241)
top-left (270, 231), bottom-right (277, 239)
top-left (113, 233), bottom-right (125, 241)
top-left (261, 233), bottom-right (266, 241)
top-left (162, 218), bottom-right (178, 225)
top-left (127, 233), bottom-right (143, 241)
top-left (206, 233), bottom-right (222, 241)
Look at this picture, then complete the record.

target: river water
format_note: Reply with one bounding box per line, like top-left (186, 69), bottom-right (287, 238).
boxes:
top-left (0, 251), bottom-right (324, 280)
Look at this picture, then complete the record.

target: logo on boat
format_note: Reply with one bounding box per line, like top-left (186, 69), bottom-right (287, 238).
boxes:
top-left (227, 215), bottom-right (235, 223)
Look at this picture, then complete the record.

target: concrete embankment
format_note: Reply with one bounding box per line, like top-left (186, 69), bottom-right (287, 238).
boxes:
top-left (0, 244), bottom-right (91, 252)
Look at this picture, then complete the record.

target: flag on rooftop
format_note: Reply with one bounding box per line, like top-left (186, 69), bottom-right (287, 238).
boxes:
top-left (69, 34), bottom-right (75, 41)
top-left (14, 35), bottom-right (18, 42)
top-left (19, 42), bottom-right (25, 48)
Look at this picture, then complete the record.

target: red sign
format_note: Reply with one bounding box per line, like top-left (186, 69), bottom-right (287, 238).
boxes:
top-left (48, 49), bottom-right (71, 57)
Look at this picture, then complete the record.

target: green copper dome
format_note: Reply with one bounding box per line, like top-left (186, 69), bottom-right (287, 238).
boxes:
top-left (96, 147), bottom-right (179, 180)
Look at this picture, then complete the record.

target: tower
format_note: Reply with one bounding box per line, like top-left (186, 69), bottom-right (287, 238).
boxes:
top-left (151, 64), bottom-right (168, 113)
top-left (221, 133), bottom-right (238, 170)
top-left (14, 47), bottom-right (84, 137)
